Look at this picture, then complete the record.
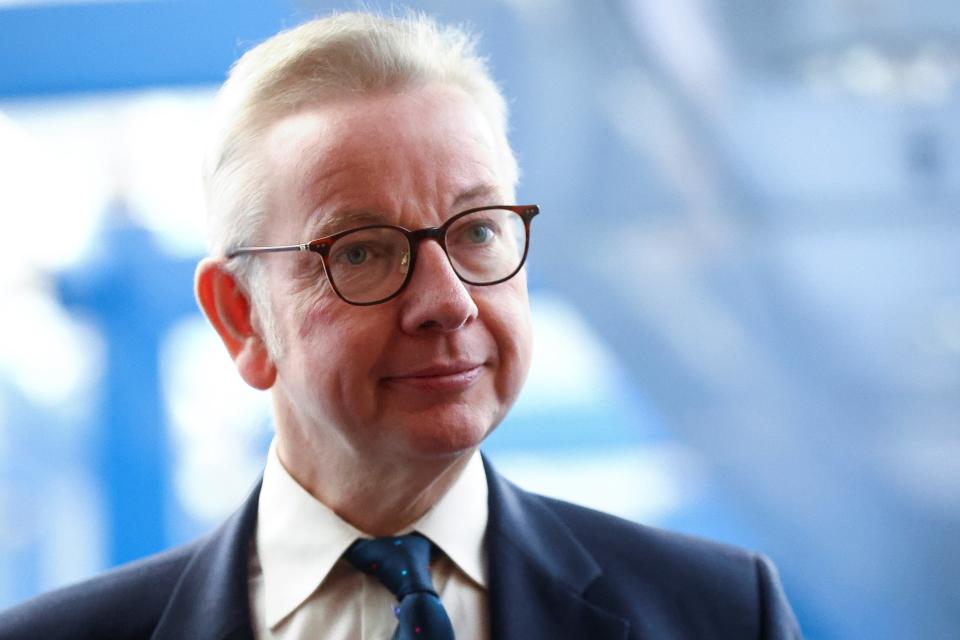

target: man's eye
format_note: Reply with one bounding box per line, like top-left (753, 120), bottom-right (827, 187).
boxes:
top-left (337, 244), bottom-right (369, 265)
top-left (465, 223), bottom-right (495, 244)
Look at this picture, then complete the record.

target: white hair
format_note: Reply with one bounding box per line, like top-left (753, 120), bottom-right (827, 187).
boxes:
top-left (201, 12), bottom-right (518, 356)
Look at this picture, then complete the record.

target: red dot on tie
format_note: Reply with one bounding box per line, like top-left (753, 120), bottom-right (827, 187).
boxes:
top-left (415, 627), bottom-right (421, 634)
top-left (371, 563), bottom-right (378, 570)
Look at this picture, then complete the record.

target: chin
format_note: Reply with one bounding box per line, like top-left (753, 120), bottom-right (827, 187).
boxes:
top-left (395, 411), bottom-right (494, 460)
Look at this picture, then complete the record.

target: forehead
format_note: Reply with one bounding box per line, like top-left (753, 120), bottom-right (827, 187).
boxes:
top-left (261, 84), bottom-right (509, 235)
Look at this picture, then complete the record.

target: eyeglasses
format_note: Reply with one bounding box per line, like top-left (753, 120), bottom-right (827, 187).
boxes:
top-left (227, 205), bottom-right (539, 306)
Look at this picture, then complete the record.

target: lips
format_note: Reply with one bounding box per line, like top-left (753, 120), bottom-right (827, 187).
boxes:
top-left (383, 361), bottom-right (484, 392)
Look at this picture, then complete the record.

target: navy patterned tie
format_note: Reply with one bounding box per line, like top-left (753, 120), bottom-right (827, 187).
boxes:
top-left (345, 533), bottom-right (455, 640)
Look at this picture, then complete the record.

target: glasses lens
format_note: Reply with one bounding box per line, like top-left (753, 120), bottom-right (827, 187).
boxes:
top-left (446, 208), bottom-right (527, 284)
top-left (327, 227), bottom-right (411, 304)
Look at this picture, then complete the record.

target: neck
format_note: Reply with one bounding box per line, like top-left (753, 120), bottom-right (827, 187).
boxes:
top-left (275, 429), bottom-right (474, 537)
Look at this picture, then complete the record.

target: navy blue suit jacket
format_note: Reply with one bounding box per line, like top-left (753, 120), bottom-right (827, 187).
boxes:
top-left (0, 458), bottom-right (801, 639)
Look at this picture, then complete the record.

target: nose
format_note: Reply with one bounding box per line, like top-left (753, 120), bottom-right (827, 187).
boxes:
top-left (399, 240), bottom-right (478, 334)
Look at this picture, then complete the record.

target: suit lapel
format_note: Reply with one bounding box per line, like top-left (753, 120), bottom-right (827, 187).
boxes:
top-left (151, 482), bottom-right (261, 640)
top-left (483, 457), bottom-right (630, 640)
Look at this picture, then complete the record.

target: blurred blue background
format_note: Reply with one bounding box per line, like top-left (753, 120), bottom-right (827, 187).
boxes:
top-left (1, 1), bottom-right (958, 638)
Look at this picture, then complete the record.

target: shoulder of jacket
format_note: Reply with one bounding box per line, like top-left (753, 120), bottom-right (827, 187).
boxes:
top-left (0, 539), bottom-right (203, 640)
top-left (537, 492), bottom-right (762, 584)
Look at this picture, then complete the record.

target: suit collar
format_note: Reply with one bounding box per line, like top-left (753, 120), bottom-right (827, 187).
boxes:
top-left (151, 481), bottom-right (260, 640)
top-left (483, 455), bottom-right (630, 640)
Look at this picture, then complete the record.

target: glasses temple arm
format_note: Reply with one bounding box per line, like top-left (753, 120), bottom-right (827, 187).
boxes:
top-left (226, 244), bottom-right (312, 258)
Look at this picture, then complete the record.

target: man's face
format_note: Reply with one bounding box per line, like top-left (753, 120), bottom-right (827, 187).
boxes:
top-left (256, 83), bottom-right (533, 468)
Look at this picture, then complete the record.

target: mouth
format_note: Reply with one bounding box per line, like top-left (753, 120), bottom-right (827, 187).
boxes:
top-left (383, 362), bottom-right (484, 392)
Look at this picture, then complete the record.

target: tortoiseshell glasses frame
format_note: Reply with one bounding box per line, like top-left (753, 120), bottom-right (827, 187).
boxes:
top-left (227, 204), bottom-right (539, 306)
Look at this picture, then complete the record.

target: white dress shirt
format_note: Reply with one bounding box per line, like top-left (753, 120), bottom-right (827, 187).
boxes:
top-left (248, 441), bottom-right (490, 639)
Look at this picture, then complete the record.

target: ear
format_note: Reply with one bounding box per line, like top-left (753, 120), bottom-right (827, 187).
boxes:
top-left (195, 257), bottom-right (277, 390)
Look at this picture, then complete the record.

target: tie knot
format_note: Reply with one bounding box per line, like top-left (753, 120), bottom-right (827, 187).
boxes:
top-left (345, 533), bottom-right (437, 600)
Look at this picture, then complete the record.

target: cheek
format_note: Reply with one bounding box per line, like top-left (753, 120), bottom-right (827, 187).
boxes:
top-left (293, 294), bottom-right (391, 391)
top-left (481, 284), bottom-right (533, 398)
top-left (295, 287), bottom-right (340, 341)
top-left (505, 311), bottom-right (534, 398)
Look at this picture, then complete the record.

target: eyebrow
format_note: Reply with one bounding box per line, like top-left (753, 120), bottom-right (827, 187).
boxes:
top-left (451, 183), bottom-right (501, 210)
top-left (308, 183), bottom-right (504, 238)
top-left (311, 209), bottom-right (387, 238)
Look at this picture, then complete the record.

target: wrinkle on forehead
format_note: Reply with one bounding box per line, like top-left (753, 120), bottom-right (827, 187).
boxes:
top-left (307, 153), bottom-right (502, 232)
top-left (304, 182), bottom-right (503, 238)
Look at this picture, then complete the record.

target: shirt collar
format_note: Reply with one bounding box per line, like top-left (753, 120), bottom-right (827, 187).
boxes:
top-left (412, 448), bottom-right (488, 590)
top-left (255, 440), bottom-right (489, 629)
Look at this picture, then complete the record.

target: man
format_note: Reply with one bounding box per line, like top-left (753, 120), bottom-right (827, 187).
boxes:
top-left (0, 11), bottom-right (801, 640)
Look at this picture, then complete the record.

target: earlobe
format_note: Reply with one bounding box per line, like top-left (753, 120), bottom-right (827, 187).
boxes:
top-left (195, 258), bottom-right (277, 390)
